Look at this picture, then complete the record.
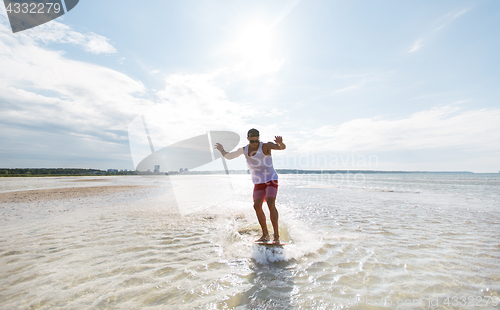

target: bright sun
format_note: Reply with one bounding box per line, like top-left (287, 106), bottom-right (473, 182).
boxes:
top-left (230, 22), bottom-right (283, 77)
top-left (232, 23), bottom-right (272, 59)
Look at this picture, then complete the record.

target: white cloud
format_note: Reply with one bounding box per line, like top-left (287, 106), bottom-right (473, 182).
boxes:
top-left (302, 106), bottom-right (500, 152)
top-left (127, 72), bottom-right (256, 170)
top-left (81, 32), bottom-right (117, 54)
top-left (306, 71), bottom-right (394, 101)
top-left (334, 84), bottom-right (359, 93)
top-left (0, 8), bottom-right (122, 135)
top-left (7, 17), bottom-right (117, 54)
top-left (0, 16), bottom-right (150, 159)
top-left (435, 8), bottom-right (470, 31)
top-left (408, 38), bottom-right (423, 53)
top-left (408, 8), bottom-right (470, 54)
top-left (142, 72), bottom-right (251, 148)
top-left (0, 39), bottom-right (145, 115)
top-left (0, 14), bottom-right (255, 168)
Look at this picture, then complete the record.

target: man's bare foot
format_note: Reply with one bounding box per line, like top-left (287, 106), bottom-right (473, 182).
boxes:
top-left (255, 235), bottom-right (270, 242)
top-left (273, 236), bottom-right (280, 244)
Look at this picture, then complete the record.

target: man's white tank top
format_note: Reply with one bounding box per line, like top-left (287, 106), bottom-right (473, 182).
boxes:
top-left (244, 142), bottom-right (278, 184)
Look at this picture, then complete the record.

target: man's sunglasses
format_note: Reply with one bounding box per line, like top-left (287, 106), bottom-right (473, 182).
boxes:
top-left (249, 139), bottom-right (260, 144)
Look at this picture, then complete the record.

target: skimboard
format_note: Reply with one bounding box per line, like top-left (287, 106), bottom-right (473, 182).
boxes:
top-left (255, 241), bottom-right (288, 247)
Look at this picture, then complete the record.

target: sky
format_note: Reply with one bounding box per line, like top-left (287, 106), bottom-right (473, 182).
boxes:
top-left (0, 0), bottom-right (499, 173)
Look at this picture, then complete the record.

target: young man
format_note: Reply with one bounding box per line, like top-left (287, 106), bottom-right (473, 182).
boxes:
top-left (215, 128), bottom-right (286, 243)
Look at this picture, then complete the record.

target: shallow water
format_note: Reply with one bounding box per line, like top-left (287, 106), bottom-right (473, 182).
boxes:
top-left (0, 173), bottom-right (499, 309)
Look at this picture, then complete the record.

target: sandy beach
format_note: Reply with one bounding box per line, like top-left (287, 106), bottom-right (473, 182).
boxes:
top-left (0, 185), bottom-right (152, 204)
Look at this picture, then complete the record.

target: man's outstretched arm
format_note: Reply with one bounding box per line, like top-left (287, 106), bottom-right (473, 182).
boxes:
top-left (214, 143), bottom-right (244, 159)
top-left (265, 136), bottom-right (286, 152)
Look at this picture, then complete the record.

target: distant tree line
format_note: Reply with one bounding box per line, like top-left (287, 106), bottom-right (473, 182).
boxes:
top-left (0, 168), bottom-right (472, 177)
top-left (0, 168), bottom-right (137, 177)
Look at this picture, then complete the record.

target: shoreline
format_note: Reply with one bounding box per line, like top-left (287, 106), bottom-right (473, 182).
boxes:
top-left (0, 169), bottom-right (485, 178)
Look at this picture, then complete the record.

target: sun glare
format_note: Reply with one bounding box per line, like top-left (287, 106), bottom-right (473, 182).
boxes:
top-left (229, 22), bottom-right (283, 77)
top-left (232, 23), bottom-right (272, 59)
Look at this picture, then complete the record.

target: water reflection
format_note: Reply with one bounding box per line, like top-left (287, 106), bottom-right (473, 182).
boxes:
top-left (222, 250), bottom-right (295, 309)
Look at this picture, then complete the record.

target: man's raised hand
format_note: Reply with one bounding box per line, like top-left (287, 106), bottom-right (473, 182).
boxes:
top-left (214, 143), bottom-right (225, 153)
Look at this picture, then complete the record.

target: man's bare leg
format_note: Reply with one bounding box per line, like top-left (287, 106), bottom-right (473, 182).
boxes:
top-left (266, 197), bottom-right (279, 243)
top-left (253, 198), bottom-right (269, 241)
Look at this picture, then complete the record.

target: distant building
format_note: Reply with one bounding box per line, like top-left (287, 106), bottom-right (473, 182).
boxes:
top-left (154, 165), bottom-right (160, 173)
top-left (107, 169), bottom-right (118, 174)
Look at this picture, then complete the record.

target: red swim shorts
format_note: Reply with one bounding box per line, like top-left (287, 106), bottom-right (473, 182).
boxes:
top-left (253, 180), bottom-right (278, 201)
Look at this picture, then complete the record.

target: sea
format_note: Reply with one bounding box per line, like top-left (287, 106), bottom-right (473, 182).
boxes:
top-left (0, 173), bottom-right (499, 309)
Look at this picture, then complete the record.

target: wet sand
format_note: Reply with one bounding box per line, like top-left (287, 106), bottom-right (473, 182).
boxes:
top-left (0, 185), bottom-right (152, 204)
